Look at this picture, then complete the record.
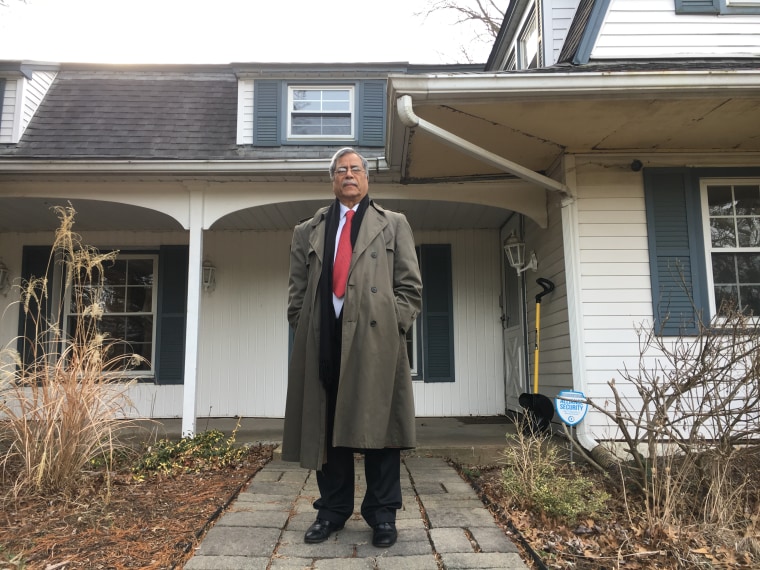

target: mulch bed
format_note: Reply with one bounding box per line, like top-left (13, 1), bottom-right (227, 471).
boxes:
top-left (0, 445), bottom-right (274, 570)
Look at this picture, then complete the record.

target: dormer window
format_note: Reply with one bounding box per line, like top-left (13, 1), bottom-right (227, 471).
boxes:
top-left (287, 86), bottom-right (355, 140)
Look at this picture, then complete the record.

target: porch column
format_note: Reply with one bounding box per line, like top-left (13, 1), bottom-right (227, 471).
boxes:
top-left (181, 190), bottom-right (205, 437)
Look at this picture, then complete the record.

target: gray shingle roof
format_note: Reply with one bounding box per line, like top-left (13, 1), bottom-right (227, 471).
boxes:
top-left (12, 70), bottom-right (239, 159)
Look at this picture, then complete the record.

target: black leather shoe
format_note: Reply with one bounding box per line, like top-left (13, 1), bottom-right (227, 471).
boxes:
top-left (304, 518), bottom-right (344, 543)
top-left (372, 522), bottom-right (397, 547)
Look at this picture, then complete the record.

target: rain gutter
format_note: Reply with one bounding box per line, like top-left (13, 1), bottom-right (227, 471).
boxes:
top-left (396, 95), bottom-right (570, 197)
top-left (0, 157), bottom-right (389, 175)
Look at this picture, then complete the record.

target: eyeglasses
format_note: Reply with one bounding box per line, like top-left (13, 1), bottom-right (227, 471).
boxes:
top-left (334, 166), bottom-right (365, 176)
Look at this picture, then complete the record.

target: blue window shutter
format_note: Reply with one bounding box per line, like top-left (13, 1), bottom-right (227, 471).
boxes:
top-left (675, 0), bottom-right (720, 13)
top-left (17, 245), bottom-right (54, 367)
top-left (155, 245), bottom-right (188, 384)
top-left (420, 244), bottom-right (455, 382)
top-left (644, 168), bottom-right (707, 336)
top-left (253, 80), bottom-right (281, 147)
top-left (358, 80), bottom-right (385, 147)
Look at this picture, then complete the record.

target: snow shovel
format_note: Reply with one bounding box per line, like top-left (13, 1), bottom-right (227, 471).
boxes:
top-left (519, 277), bottom-right (555, 436)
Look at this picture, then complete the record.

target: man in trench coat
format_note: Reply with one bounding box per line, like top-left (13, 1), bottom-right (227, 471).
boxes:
top-left (282, 147), bottom-right (423, 548)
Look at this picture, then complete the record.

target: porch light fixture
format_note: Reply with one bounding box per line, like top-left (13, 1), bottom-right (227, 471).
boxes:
top-left (0, 260), bottom-right (10, 296)
top-left (202, 260), bottom-right (216, 292)
top-left (504, 233), bottom-right (537, 275)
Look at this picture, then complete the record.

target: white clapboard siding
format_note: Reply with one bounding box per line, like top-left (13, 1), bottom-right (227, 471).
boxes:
top-left (412, 229), bottom-right (506, 417)
top-left (574, 158), bottom-right (659, 433)
top-left (237, 79), bottom-right (254, 145)
top-left (594, 0), bottom-right (760, 59)
top-left (194, 230), bottom-right (291, 418)
top-left (22, 70), bottom-right (56, 134)
top-left (521, 192), bottom-right (573, 404)
top-left (546, 0), bottom-right (582, 65)
top-left (0, 79), bottom-right (17, 142)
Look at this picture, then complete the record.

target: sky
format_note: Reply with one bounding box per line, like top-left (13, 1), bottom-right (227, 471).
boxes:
top-left (0, 0), bottom-right (501, 65)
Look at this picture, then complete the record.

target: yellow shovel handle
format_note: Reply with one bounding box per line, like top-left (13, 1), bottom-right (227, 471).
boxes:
top-left (533, 301), bottom-right (541, 394)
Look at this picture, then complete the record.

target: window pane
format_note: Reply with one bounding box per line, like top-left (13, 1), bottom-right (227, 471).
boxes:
top-left (707, 185), bottom-right (734, 216)
top-left (733, 185), bottom-right (760, 215)
top-left (102, 286), bottom-right (126, 312)
top-left (323, 101), bottom-right (350, 112)
top-left (737, 253), bottom-right (760, 283)
top-left (126, 286), bottom-right (151, 312)
top-left (736, 217), bottom-right (760, 247)
top-left (740, 285), bottom-right (760, 315)
top-left (125, 315), bottom-right (153, 342)
top-left (715, 285), bottom-right (738, 314)
top-left (127, 259), bottom-right (154, 286)
top-left (292, 89), bottom-right (319, 101)
top-left (710, 218), bottom-right (736, 248)
top-left (712, 253), bottom-right (736, 283)
top-left (103, 260), bottom-right (126, 286)
top-left (293, 100), bottom-right (321, 112)
top-left (325, 90), bottom-right (350, 101)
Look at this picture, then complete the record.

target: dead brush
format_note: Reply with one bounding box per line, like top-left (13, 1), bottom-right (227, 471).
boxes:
top-left (0, 205), bottom-right (142, 499)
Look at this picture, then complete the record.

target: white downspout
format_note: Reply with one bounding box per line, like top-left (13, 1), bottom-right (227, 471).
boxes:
top-left (561, 157), bottom-right (613, 465)
top-left (181, 189), bottom-right (205, 438)
top-left (396, 94), bottom-right (570, 197)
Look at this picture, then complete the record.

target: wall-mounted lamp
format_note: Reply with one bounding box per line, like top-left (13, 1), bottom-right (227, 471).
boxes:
top-left (0, 260), bottom-right (10, 296)
top-left (504, 233), bottom-right (538, 275)
top-left (202, 260), bottom-right (216, 292)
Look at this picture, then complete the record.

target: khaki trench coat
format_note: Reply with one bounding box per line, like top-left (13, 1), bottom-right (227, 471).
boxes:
top-left (282, 201), bottom-right (423, 470)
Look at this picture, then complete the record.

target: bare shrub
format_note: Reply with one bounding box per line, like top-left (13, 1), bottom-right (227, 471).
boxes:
top-left (589, 306), bottom-right (760, 541)
top-left (0, 206), bottom-right (142, 497)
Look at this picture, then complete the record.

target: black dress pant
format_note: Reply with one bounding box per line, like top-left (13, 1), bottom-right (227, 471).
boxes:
top-left (315, 310), bottom-right (402, 527)
top-left (314, 445), bottom-right (401, 527)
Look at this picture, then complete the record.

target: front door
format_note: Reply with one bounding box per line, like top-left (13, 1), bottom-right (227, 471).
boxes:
top-left (500, 219), bottom-right (527, 411)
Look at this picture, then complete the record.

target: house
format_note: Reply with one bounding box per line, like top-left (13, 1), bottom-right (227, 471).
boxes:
top-left (386, 0), bottom-right (760, 451)
top-left (2, 0), bottom-right (759, 452)
top-left (0, 61), bottom-right (504, 438)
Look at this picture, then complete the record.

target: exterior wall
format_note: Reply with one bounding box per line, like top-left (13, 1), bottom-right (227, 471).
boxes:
top-left (0, 71), bottom-right (57, 143)
top-left (0, 225), bottom-right (507, 419)
top-left (594, 0), bottom-right (760, 59)
top-left (0, 79), bottom-right (17, 143)
top-left (573, 157), bottom-right (655, 437)
top-left (412, 229), bottom-right (506, 417)
top-left (237, 79), bottom-right (254, 145)
top-left (524, 191), bottom-right (573, 401)
top-left (544, 0), bottom-right (582, 66)
top-left (22, 71), bottom-right (56, 136)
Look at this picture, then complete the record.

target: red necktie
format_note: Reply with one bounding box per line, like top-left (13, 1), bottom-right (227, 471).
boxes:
top-left (332, 210), bottom-right (354, 298)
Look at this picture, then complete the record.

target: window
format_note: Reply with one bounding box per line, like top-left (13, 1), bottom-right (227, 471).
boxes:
top-left (409, 244), bottom-right (455, 382)
top-left (253, 79), bottom-right (385, 147)
top-left (517, 8), bottom-right (539, 70)
top-left (645, 168), bottom-right (760, 335)
top-left (287, 86), bottom-right (354, 140)
top-left (701, 181), bottom-right (760, 316)
top-left (65, 255), bottom-right (158, 373)
top-left (18, 245), bottom-right (188, 383)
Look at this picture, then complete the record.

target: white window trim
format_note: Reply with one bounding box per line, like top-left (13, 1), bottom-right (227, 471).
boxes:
top-left (700, 178), bottom-right (760, 318)
top-left (286, 85), bottom-right (355, 141)
top-left (63, 253), bottom-right (158, 377)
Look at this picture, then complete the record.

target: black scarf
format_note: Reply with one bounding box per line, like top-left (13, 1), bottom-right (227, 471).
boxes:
top-left (318, 195), bottom-right (370, 390)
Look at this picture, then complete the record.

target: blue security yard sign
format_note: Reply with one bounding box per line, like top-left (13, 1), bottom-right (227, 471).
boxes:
top-left (555, 390), bottom-right (588, 427)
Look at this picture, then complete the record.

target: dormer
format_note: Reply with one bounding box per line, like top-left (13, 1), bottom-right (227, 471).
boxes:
top-left (234, 63), bottom-right (409, 150)
top-left (0, 61), bottom-right (58, 144)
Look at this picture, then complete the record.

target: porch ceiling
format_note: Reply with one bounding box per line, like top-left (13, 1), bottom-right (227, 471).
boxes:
top-left (0, 198), bottom-right (183, 232)
top-left (388, 71), bottom-right (760, 180)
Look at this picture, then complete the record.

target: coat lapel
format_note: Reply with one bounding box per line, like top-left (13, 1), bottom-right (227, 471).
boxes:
top-left (352, 202), bottom-right (387, 265)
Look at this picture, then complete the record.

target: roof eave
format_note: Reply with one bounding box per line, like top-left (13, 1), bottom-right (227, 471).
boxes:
top-left (0, 158), bottom-right (390, 175)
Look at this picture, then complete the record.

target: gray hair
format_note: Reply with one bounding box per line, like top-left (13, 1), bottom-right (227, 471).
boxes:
top-left (328, 148), bottom-right (369, 180)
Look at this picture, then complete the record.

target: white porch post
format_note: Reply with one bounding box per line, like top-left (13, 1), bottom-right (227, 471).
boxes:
top-left (181, 190), bottom-right (205, 437)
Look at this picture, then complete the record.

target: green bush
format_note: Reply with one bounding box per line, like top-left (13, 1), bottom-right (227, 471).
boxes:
top-left (501, 421), bottom-right (609, 524)
top-left (132, 428), bottom-right (248, 479)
